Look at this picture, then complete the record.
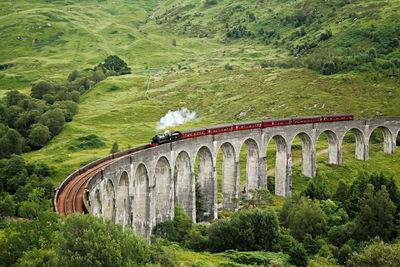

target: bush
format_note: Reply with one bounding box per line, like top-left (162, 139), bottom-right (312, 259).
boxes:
top-left (110, 141), bottom-right (119, 154)
top-left (204, 0), bottom-right (217, 8)
top-left (31, 81), bottom-right (55, 99)
top-left (288, 241), bottom-right (308, 267)
top-left (0, 128), bottom-right (24, 158)
top-left (39, 108), bottom-right (65, 136)
top-left (208, 208), bottom-right (280, 252)
top-left (347, 241), bottom-right (400, 267)
top-left (0, 192), bottom-right (16, 217)
top-left (224, 63), bottom-right (233, 70)
top-left (152, 205), bottom-right (193, 243)
top-left (280, 196), bottom-right (327, 240)
top-left (28, 123), bottom-right (51, 149)
top-left (56, 214), bottom-right (152, 266)
top-left (186, 224), bottom-right (209, 251)
top-left (301, 176), bottom-right (330, 200)
top-left (98, 55), bottom-right (131, 76)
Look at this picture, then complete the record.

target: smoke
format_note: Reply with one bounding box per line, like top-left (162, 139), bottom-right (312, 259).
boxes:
top-left (156, 108), bottom-right (197, 130)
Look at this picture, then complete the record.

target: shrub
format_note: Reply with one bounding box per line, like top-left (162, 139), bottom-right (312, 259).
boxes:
top-left (152, 205), bottom-right (193, 243)
top-left (39, 108), bottom-right (65, 136)
top-left (56, 214), bottom-right (152, 266)
top-left (110, 141), bottom-right (119, 154)
top-left (98, 55), bottom-right (131, 76)
top-left (288, 241), bottom-right (308, 267)
top-left (224, 63), bottom-right (233, 70)
top-left (186, 224), bottom-right (209, 251)
top-left (28, 123), bottom-right (51, 149)
top-left (208, 208), bottom-right (280, 252)
top-left (347, 241), bottom-right (400, 267)
top-left (31, 81), bottom-right (55, 99)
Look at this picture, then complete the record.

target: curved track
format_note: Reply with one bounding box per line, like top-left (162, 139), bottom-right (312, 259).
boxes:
top-left (55, 145), bottom-right (151, 216)
top-left (57, 160), bottom-right (112, 215)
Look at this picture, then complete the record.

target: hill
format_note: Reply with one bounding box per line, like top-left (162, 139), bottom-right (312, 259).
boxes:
top-left (0, 0), bottom-right (398, 183)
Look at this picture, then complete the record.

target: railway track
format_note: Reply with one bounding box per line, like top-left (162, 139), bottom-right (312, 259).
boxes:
top-left (57, 160), bottom-right (112, 215)
top-left (55, 145), bottom-right (151, 216)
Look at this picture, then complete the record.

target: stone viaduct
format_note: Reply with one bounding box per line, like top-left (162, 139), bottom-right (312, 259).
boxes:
top-left (85, 117), bottom-right (400, 236)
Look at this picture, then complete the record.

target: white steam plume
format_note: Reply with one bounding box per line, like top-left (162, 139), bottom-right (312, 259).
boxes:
top-left (156, 108), bottom-right (196, 130)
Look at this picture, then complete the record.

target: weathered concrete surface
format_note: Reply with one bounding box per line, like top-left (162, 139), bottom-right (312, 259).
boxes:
top-left (86, 117), bottom-right (400, 236)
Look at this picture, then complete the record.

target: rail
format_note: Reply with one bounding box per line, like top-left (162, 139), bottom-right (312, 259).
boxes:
top-left (54, 144), bottom-right (150, 215)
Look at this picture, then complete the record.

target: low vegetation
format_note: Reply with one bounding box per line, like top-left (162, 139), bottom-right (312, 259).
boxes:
top-left (150, 172), bottom-right (400, 266)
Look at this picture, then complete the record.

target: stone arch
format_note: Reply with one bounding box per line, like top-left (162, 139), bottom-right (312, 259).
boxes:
top-left (115, 171), bottom-right (129, 227)
top-left (368, 126), bottom-right (395, 154)
top-left (154, 157), bottom-right (174, 224)
top-left (342, 128), bottom-right (366, 160)
top-left (195, 146), bottom-right (215, 221)
top-left (240, 139), bottom-right (260, 192)
top-left (317, 130), bottom-right (341, 165)
top-left (103, 179), bottom-right (115, 222)
top-left (218, 142), bottom-right (239, 211)
top-left (291, 132), bottom-right (315, 178)
top-left (397, 129), bottom-right (400, 147)
top-left (92, 189), bottom-right (102, 217)
top-left (174, 151), bottom-right (194, 220)
top-left (267, 135), bottom-right (291, 197)
top-left (132, 164), bottom-right (150, 235)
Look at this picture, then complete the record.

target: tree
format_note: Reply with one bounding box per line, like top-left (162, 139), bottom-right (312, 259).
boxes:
top-left (288, 241), bottom-right (308, 267)
top-left (207, 218), bottom-right (235, 252)
top-left (0, 210), bottom-right (59, 266)
top-left (332, 179), bottom-right (348, 203)
top-left (5, 90), bottom-right (27, 106)
top-left (208, 208), bottom-right (280, 252)
top-left (31, 81), bottom-right (55, 99)
top-left (347, 241), bottom-right (400, 267)
top-left (67, 70), bottom-right (80, 82)
top-left (283, 196), bottom-right (327, 240)
top-left (16, 248), bottom-right (58, 267)
top-left (52, 101), bottom-right (78, 122)
top-left (110, 141), bottom-right (119, 154)
top-left (4, 105), bottom-right (23, 128)
top-left (28, 123), bottom-right (51, 149)
top-left (99, 55), bottom-right (131, 76)
top-left (354, 184), bottom-right (396, 241)
top-left (302, 176), bottom-right (330, 200)
top-left (345, 172), bottom-right (400, 218)
top-left (337, 244), bottom-right (352, 265)
top-left (0, 128), bottom-right (24, 158)
top-left (39, 108), bottom-right (65, 136)
top-left (0, 192), bottom-right (16, 217)
top-left (56, 214), bottom-right (152, 266)
top-left (240, 188), bottom-right (272, 208)
top-left (18, 188), bottom-right (52, 219)
top-left (186, 224), bottom-right (209, 251)
top-left (152, 205), bottom-right (193, 243)
top-left (70, 90), bottom-right (81, 103)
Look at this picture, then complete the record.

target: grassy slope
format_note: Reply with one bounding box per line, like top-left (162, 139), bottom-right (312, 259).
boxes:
top-left (0, 0), bottom-right (397, 183)
top-left (1, 0), bottom-right (399, 265)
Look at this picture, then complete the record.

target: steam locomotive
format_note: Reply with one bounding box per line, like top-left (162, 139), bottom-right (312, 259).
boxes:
top-left (150, 114), bottom-right (353, 147)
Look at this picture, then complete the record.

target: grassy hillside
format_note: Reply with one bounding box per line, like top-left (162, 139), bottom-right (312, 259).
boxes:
top-left (0, 0), bottom-right (399, 185)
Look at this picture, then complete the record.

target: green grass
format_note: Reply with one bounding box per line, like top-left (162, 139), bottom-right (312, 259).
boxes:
top-left (1, 0), bottom-right (399, 264)
top-left (4, 0), bottom-right (395, 187)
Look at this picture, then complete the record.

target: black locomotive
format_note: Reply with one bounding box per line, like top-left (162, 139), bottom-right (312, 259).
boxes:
top-left (151, 131), bottom-right (181, 147)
